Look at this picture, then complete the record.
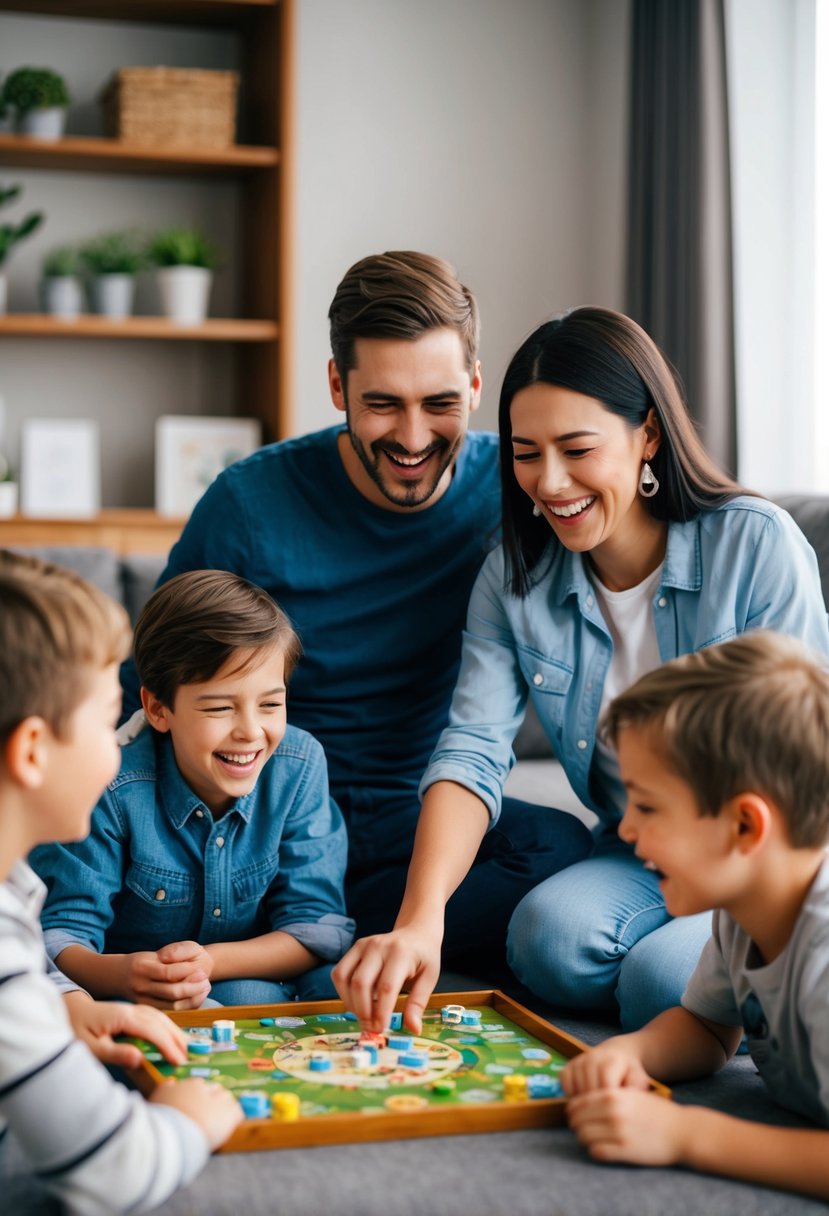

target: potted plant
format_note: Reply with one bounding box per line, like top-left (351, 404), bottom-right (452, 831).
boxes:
top-left (148, 225), bottom-right (220, 325)
top-left (0, 184), bottom-right (44, 315)
top-left (1, 66), bottom-right (70, 140)
top-left (79, 230), bottom-right (145, 319)
top-left (42, 245), bottom-right (84, 319)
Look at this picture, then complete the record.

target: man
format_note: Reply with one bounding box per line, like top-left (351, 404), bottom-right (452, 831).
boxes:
top-left (125, 251), bottom-right (590, 973)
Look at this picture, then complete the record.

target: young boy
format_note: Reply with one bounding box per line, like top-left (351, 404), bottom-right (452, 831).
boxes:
top-left (0, 550), bottom-right (242, 1212)
top-left (31, 569), bottom-right (354, 1009)
top-left (562, 630), bottom-right (829, 1200)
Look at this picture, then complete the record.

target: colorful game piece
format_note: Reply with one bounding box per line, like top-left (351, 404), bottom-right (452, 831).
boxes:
top-left (343, 1011), bottom-right (359, 1021)
top-left (388, 1012), bottom-right (403, 1030)
top-left (461, 1010), bottom-right (482, 1026)
top-left (309, 1054), bottom-right (332, 1072)
top-left (358, 1030), bottom-right (386, 1049)
top-left (503, 1073), bottom-right (529, 1102)
top-left (350, 1049), bottom-right (371, 1069)
top-left (430, 1078), bottom-right (456, 1096)
top-left (526, 1074), bottom-right (562, 1098)
top-left (441, 1004), bottom-right (465, 1024)
top-left (238, 1090), bottom-right (270, 1118)
top-left (272, 1092), bottom-right (300, 1121)
top-left (211, 1019), bottom-right (235, 1043)
top-left (397, 1051), bottom-right (428, 1068)
top-left (387, 1034), bottom-right (413, 1051)
top-left (259, 1017), bottom-right (275, 1026)
top-left (187, 1039), bottom-right (212, 1055)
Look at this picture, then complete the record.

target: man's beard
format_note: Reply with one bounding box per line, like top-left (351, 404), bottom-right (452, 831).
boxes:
top-left (345, 419), bottom-right (462, 509)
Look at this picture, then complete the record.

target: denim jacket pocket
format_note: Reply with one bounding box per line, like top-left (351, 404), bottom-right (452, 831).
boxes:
top-left (125, 862), bottom-right (194, 908)
top-left (232, 855), bottom-right (279, 906)
top-left (516, 647), bottom-right (573, 721)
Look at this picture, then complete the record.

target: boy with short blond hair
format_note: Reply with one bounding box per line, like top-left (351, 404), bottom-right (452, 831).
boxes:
top-left (563, 630), bottom-right (829, 1200)
top-left (33, 569), bottom-right (353, 1009)
top-left (0, 550), bottom-right (241, 1214)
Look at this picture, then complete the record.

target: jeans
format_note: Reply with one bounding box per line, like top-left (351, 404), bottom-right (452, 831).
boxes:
top-left (205, 963), bottom-right (337, 1006)
top-left (506, 837), bottom-right (712, 1030)
top-left (346, 797), bottom-right (593, 976)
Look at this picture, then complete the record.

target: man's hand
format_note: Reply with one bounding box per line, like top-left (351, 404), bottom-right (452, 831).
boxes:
top-left (121, 940), bottom-right (213, 1009)
top-left (332, 927), bottom-right (441, 1035)
top-left (64, 991), bottom-right (189, 1068)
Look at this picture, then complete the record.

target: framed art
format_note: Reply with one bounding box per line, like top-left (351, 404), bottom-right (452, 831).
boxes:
top-left (155, 414), bottom-right (262, 517)
top-left (20, 419), bottom-right (101, 518)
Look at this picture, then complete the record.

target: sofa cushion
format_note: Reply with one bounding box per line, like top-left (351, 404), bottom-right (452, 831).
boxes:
top-left (8, 545), bottom-right (124, 607)
top-left (776, 494), bottom-right (829, 610)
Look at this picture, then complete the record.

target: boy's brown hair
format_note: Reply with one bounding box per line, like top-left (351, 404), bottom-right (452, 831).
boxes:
top-left (133, 569), bottom-right (301, 709)
top-left (328, 250), bottom-right (480, 382)
top-left (603, 631), bottom-right (829, 848)
top-left (0, 549), bottom-right (131, 744)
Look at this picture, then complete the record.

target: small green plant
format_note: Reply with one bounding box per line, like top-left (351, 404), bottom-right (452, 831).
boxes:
top-left (1, 67), bottom-right (69, 116)
top-left (80, 230), bottom-right (146, 275)
top-left (43, 244), bottom-right (81, 277)
top-left (148, 226), bottom-right (220, 270)
top-left (0, 184), bottom-right (43, 268)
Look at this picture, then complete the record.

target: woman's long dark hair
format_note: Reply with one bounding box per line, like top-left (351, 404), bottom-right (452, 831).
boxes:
top-left (499, 307), bottom-right (752, 597)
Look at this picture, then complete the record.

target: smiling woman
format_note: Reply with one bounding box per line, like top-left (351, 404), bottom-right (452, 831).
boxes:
top-left (333, 306), bottom-right (829, 1037)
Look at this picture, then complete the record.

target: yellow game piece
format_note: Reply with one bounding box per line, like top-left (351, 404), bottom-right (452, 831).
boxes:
top-left (503, 1073), bottom-right (529, 1102)
top-left (272, 1092), bottom-right (300, 1121)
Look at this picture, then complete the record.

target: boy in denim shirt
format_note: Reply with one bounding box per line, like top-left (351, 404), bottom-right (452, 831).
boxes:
top-left (32, 569), bottom-right (354, 1009)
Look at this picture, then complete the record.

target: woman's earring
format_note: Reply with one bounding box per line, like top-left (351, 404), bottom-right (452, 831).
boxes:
top-left (532, 503), bottom-right (542, 517)
top-left (638, 461), bottom-right (659, 498)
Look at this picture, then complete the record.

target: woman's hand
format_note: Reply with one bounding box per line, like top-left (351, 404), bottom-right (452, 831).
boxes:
top-left (332, 926), bottom-right (441, 1035)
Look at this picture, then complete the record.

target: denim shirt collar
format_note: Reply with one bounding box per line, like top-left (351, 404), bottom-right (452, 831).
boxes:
top-left (546, 516), bottom-right (702, 611)
top-left (154, 731), bottom-right (256, 828)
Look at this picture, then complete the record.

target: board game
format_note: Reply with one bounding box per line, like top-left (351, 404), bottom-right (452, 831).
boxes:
top-left (127, 989), bottom-right (670, 1152)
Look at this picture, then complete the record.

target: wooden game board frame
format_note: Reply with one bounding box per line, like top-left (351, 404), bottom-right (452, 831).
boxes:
top-left (128, 989), bottom-right (671, 1151)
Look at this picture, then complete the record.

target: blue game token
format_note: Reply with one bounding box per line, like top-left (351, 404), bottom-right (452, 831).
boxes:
top-left (388, 1012), bottom-right (403, 1030)
top-left (188, 1040), bottom-right (211, 1055)
top-left (309, 1055), bottom-right (333, 1072)
top-left (343, 1011), bottom-right (359, 1021)
top-left (387, 1034), bottom-right (413, 1051)
top-left (259, 1017), bottom-right (275, 1026)
top-left (461, 1011), bottom-right (482, 1025)
top-left (398, 1052), bottom-right (428, 1068)
top-left (526, 1074), bottom-right (563, 1098)
top-left (239, 1091), bottom-right (270, 1118)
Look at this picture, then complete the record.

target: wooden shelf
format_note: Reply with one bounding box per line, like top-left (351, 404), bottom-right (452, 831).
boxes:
top-left (0, 1), bottom-right (277, 26)
top-left (0, 133), bottom-right (278, 176)
top-left (0, 510), bottom-right (185, 555)
top-left (0, 315), bottom-right (279, 341)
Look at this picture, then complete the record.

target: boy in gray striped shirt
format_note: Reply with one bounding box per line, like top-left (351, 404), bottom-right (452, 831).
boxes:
top-left (0, 550), bottom-right (241, 1214)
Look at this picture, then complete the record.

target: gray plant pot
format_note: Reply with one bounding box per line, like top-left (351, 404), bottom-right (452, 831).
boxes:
top-left (43, 275), bottom-right (84, 320)
top-left (90, 273), bottom-right (135, 320)
top-left (17, 106), bottom-right (67, 141)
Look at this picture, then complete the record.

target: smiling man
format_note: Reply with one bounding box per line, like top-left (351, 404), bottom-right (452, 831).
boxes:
top-left (123, 252), bottom-right (590, 970)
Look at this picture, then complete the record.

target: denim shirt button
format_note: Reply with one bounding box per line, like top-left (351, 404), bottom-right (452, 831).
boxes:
top-left (586, 594), bottom-right (594, 609)
top-left (195, 809), bottom-right (204, 818)
top-left (577, 739), bottom-right (588, 750)
top-left (658, 596), bottom-right (667, 608)
top-left (155, 889), bottom-right (166, 901)
top-left (213, 907), bottom-right (222, 917)
top-left (532, 673), bottom-right (543, 686)
top-left (216, 836), bottom-right (225, 848)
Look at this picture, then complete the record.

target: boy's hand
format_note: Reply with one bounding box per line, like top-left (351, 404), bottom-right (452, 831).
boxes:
top-left (121, 942), bottom-right (212, 1009)
top-left (567, 1087), bottom-right (687, 1166)
top-left (64, 991), bottom-right (189, 1068)
top-left (332, 927), bottom-right (441, 1035)
top-left (151, 1079), bottom-right (244, 1152)
top-left (561, 1039), bottom-right (652, 1096)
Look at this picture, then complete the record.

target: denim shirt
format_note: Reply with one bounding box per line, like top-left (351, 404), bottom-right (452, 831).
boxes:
top-left (421, 497), bottom-right (829, 829)
top-left (31, 722), bottom-right (355, 965)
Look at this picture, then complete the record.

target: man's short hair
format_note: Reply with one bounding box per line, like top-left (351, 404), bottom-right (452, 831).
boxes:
top-left (328, 250), bottom-right (480, 382)
top-left (133, 569), bottom-right (301, 709)
top-left (0, 549), bottom-right (131, 744)
top-left (603, 631), bottom-right (829, 847)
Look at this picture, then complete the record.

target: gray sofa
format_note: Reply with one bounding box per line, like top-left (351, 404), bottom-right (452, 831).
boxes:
top-left (5, 493), bottom-right (829, 1216)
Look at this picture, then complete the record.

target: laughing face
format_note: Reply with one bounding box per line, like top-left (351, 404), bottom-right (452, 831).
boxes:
top-left (141, 645), bottom-right (287, 817)
top-left (330, 328), bottom-right (481, 512)
top-left (510, 384), bottom-right (664, 587)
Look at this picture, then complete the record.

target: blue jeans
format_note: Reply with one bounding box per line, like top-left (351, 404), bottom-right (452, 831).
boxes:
top-left (205, 963), bottom-right (337, 1007)
top-left (506, 837), bottom-right (712, 1030)
top-left (346, 797), bottom-right (593, 975)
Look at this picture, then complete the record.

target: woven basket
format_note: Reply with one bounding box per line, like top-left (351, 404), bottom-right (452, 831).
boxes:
top-left (101, 67), bottom-right (239, 148)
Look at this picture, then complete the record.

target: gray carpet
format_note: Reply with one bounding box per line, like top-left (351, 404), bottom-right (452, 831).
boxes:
top-left (4, 975), bottom-right (828, 1216)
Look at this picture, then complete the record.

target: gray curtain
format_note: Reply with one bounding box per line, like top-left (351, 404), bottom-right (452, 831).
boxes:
top-left (626, 0), bottom-right (737, 475)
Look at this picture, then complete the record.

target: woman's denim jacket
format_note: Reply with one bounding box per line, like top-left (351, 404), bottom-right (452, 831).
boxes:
top-left (421, 498), bottom-right (829, 830)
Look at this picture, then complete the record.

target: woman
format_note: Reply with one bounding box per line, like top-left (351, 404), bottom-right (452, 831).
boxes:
top-left (333, 307), bottom-right (829, 1033)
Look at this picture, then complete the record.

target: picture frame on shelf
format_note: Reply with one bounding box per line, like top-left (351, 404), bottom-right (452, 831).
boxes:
top-left (155, 414), bottom-right (261, 517)
top-left (20, 418), bottom-right (100, 518)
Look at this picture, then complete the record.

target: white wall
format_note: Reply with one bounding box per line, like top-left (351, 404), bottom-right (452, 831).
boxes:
top-left (293, 0), bottom-right (631, 433)
top-left (0, 1), bottom-right (631, 503)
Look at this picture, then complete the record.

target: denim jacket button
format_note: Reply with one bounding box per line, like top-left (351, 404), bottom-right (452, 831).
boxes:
top-left (658, 596), bottom-right (667, 608)
top-left (577, 739), bottom-right (588, 750)
top-left (532, 673), bottom-right (543, 686)
top-left (216, 836), bottom-right (225, 848)
top-left (195, 809), bottom-right (204, 818)
top-left (213, 907), bottom-right (222, 917)
top-left (155, 889), bottom-right (166, 901)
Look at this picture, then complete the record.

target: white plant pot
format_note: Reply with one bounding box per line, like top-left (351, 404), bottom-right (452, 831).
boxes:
top-left (91, 273), bottom-right (135, 320)
top-left (17, 106), bottom-right (67, 141)
top-left (0, 271), bottom-right (6, 316)
top-left (43, 275), bottom-right (84, 320)
top-left (0, 481), bottom-right (18, 518)
top-left (157, 265), bottom-right (213, 325)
